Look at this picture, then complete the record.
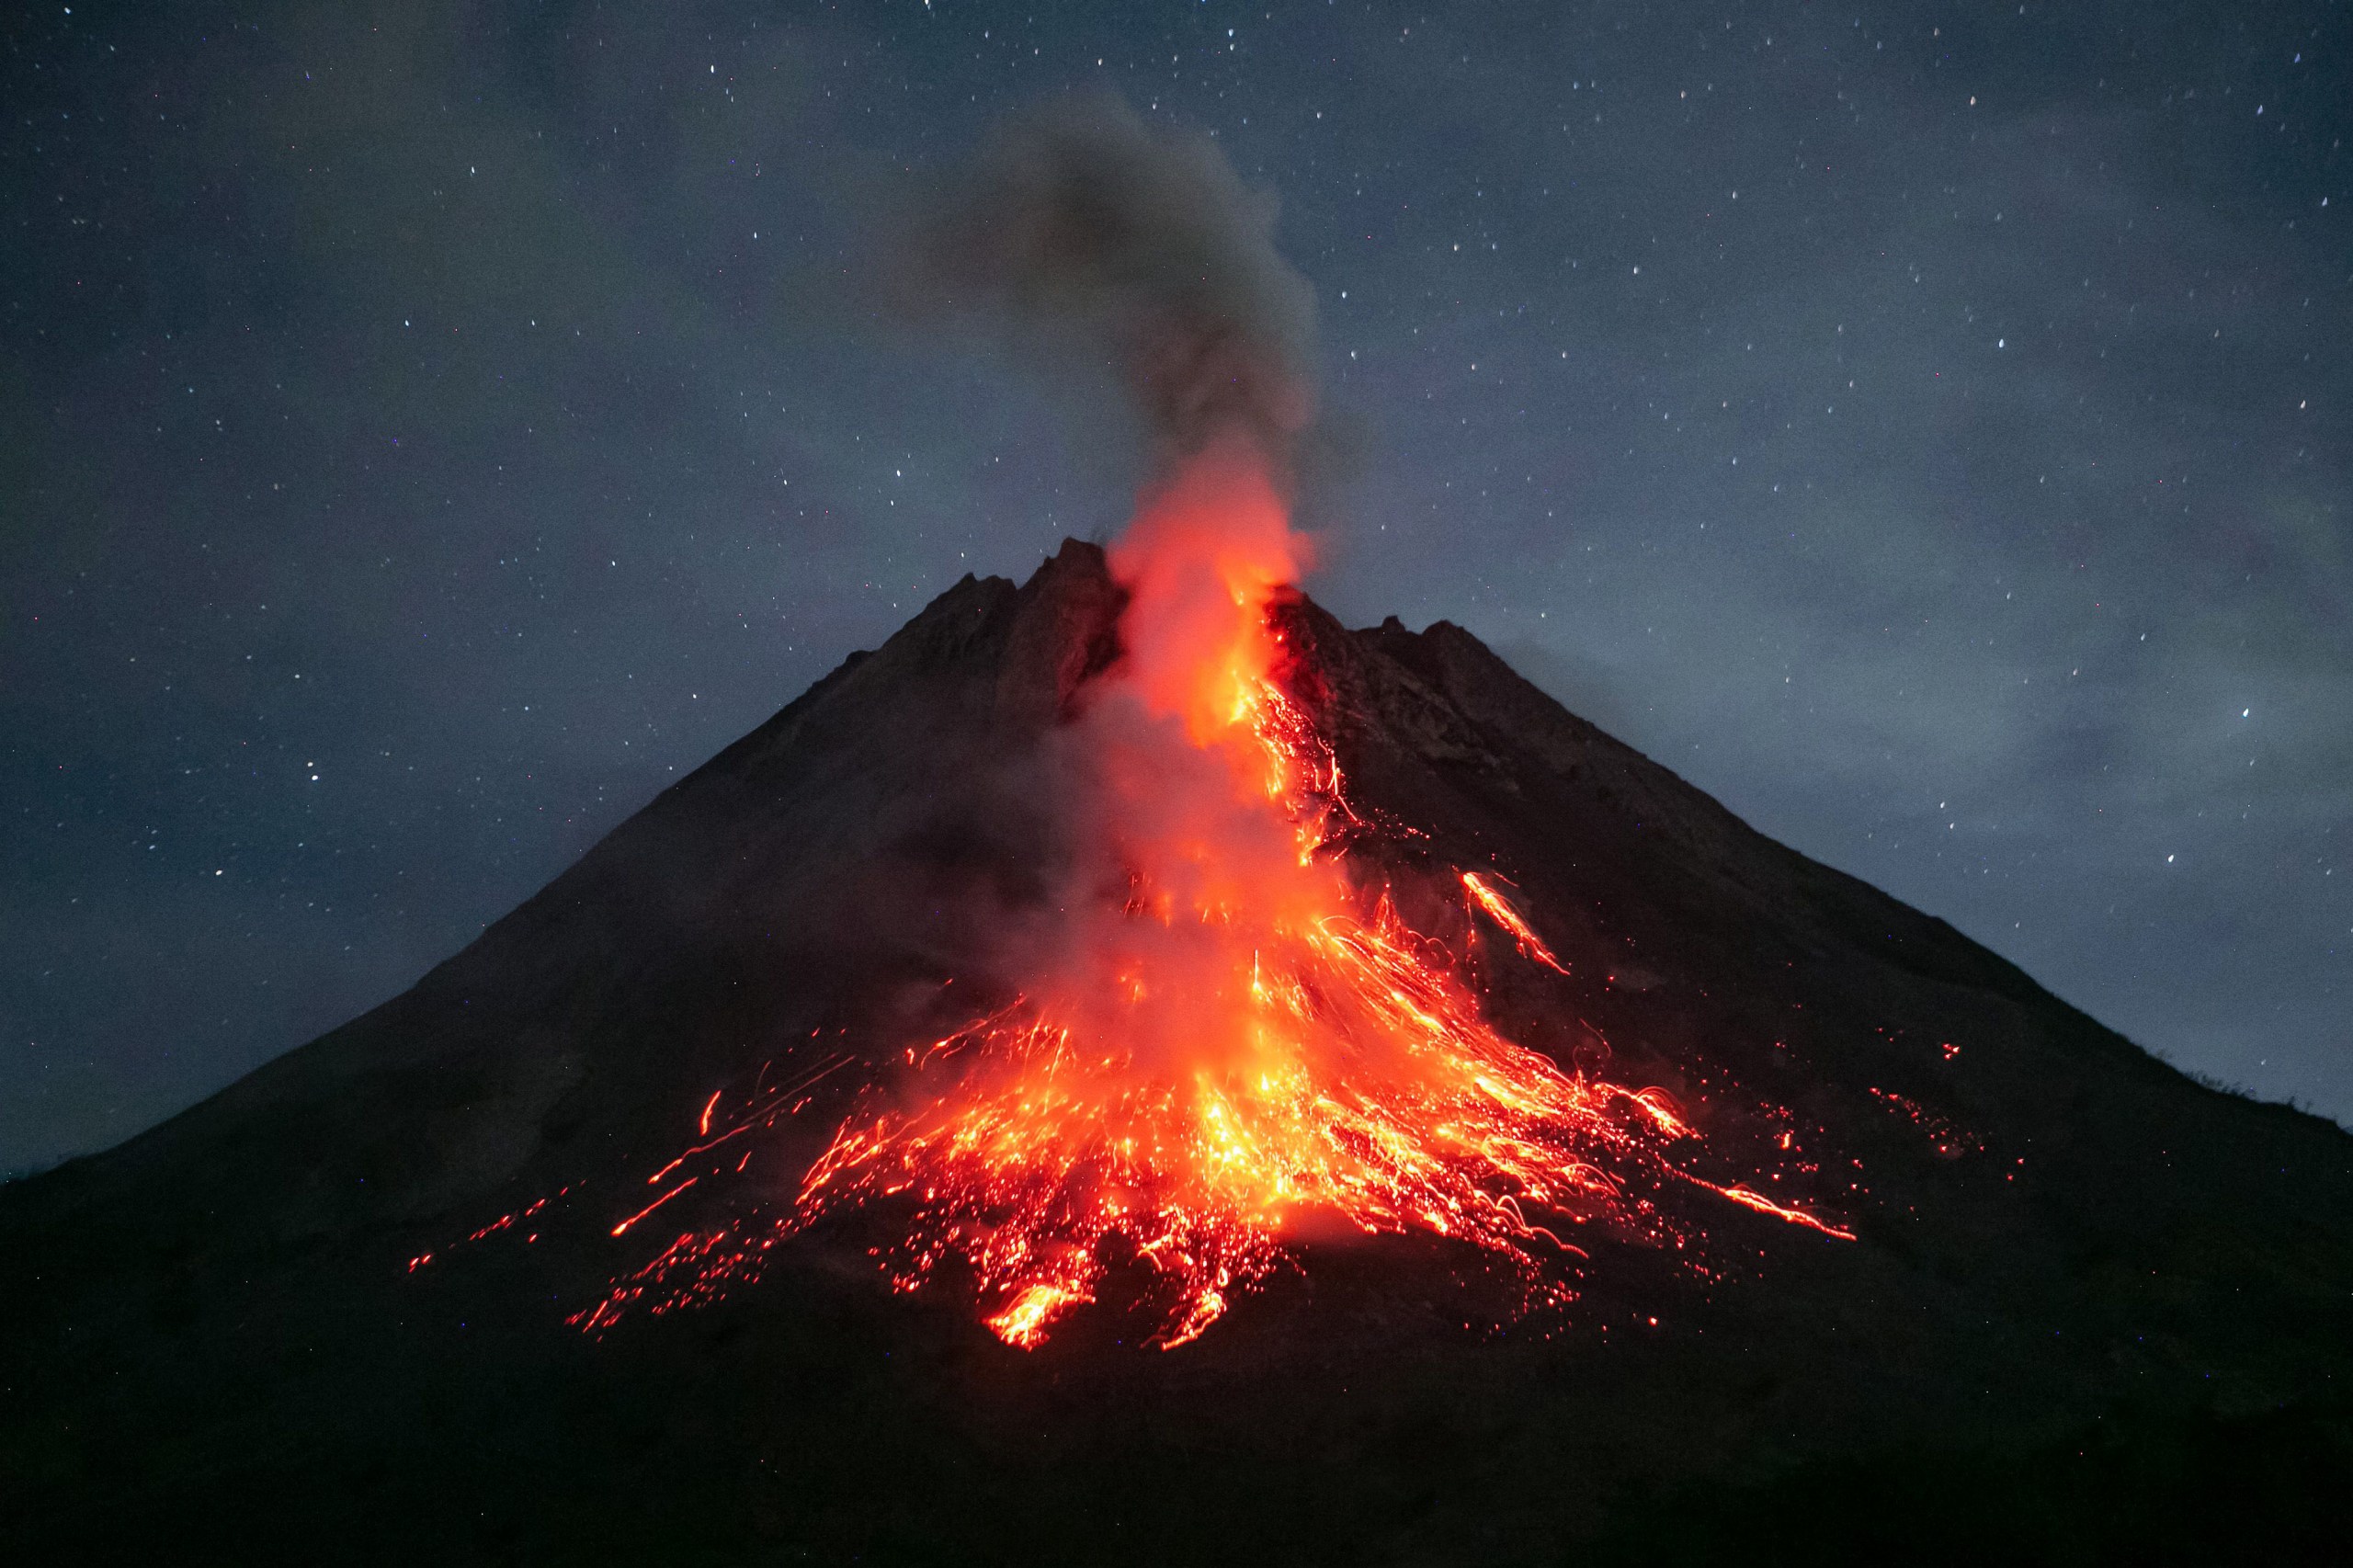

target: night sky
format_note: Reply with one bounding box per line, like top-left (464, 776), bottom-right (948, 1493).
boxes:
top-left (6, 1), bottom-right (2347, 1176)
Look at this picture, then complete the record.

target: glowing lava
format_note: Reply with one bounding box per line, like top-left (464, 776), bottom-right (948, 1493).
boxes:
top-left (1462, 871), bottom-right (1571, 975)
top-left (570, 437), bottom-right (1853, 1348)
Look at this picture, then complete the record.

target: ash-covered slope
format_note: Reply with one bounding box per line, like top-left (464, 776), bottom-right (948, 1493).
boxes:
top-left (6, 542), bottom-right (2350, 1565)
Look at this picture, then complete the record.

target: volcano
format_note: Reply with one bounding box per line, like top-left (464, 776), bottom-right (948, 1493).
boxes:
top-left (7, 534), bottom-right (2352, 1563)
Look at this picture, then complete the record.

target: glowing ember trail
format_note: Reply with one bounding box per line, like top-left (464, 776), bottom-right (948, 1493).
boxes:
top-left (571, 437), bottom-right (1855, 1348)
top-left (1461, 872), bottom-right (1571, 974)
top-left (1708, 1184), bottom-right (1859, 1242)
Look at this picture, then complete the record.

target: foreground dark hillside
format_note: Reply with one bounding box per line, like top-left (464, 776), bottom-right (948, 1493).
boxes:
top-left (6, 542), bottom-right (2350, 1563)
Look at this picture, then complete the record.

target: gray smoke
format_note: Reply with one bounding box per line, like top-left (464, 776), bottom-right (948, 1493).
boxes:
top-left (911, 93), bottom-right (1318, 478)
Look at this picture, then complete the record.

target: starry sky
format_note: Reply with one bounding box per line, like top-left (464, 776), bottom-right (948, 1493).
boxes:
top-left (6, 0), bottom-right (2347, 1176)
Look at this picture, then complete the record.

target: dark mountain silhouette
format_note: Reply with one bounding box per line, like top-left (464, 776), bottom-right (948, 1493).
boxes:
top-left (6, 541), bottom-right (2350, 1564)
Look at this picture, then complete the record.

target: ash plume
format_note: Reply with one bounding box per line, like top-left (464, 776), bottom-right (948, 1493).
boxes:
top-left (906, 93), bottom-right (1318, 480)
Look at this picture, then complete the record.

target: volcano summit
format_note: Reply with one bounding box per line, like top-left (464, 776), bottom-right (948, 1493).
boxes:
top-left (6, 530), bottom-right (2353, 1563)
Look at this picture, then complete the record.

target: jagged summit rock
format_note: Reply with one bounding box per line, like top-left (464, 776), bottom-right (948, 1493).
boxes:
top-left (7, 543), bottom-right (2351, 1563)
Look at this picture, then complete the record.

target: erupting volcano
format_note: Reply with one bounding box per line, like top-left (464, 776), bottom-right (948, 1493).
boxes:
top-left (540, 97), bottom-right (1856, 1352)
top-left (576, 440), bottom-right (1849, 1352)
top-left (11, 97), bottom-right (2353, 1567)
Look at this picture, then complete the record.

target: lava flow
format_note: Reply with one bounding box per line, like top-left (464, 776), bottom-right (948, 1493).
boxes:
top-left (555, 435), bottom-right (1856, 1350)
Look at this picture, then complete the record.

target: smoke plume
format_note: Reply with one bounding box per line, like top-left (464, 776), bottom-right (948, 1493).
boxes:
top-left (911, 92), bottom-right (1318, 480)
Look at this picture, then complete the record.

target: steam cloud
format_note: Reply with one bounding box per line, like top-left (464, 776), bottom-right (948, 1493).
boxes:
top-left (910, 92), bottom-right (1318, 479)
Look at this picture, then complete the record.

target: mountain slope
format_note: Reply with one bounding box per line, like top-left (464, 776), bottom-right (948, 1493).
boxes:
top-left (6, 541), bottom-right (2349, 1564)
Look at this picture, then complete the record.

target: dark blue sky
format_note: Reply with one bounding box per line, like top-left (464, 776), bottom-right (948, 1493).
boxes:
top-left (6, 0), bottom-right (2347, 1174)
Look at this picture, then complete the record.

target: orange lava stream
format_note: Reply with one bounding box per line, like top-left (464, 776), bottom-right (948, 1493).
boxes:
top-left (1708, 1183), bottom-right (1860, 1242)
top-left (789, 878), bottom-right (1699, 1347)
top-left (1461, 871), bottom-right (1572, 974)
